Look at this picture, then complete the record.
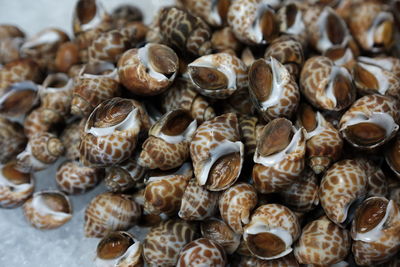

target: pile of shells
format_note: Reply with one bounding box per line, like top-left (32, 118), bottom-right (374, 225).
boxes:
top-left (2, 0), bottom-right (400, 266)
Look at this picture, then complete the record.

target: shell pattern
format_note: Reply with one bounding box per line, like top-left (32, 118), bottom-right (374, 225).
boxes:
top-left (0, 117), bottom-right (26, 164)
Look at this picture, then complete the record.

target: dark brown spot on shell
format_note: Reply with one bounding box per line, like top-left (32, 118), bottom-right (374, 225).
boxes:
top-left (247, 232), bottom-right (286, 258)
top-left (258, 118), bottom-right (293, 157)
top-left (355, 198), bottom-right (388, 233)
top-left (189, 66), bottom-right (228, 90)
top-left (97, 231), bottom-right (134, 260)
top-left (218, 0), bottom-right (230, 24)
top-left (345, 122), bottom-right (386, 146)
top-left (285, 3), bottom-right (297, 29)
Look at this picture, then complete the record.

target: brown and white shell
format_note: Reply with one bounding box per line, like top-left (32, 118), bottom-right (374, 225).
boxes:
top-left (0, 58), bottom-right (41, 92)
top-left (248, 57), bottom-right (300, 121)
top-left (219, 183), bottom-right (258, 235)
top-left (95, 231), bottom-right (143, 267)
top-left (339, 94), bottom-right (400, 150)
top-left (252, 118), bottom-right (306, 193)
top-left (80, 97), bottom-right (149, 167)
top-left (56, 160), bottom-right (100, 195)
top-left (176, 0), bottom-right (230, 27)
top-left (0, 117), bottom-right (26, 164)
top-left (16, 132), bottom-right (64, 173)
top-left (239, 253), bottom-right (300, 267)
top-left (143, 219), bottom-right (197, 266)
top-left (187, 52), bottom-right (247, 99)
top-left (358, 158), bottom-right (388, 198)
top-left (23, 108), bottom-right (53, 140)
top-left (71, 61), bottom-right (120, 117)
top-left (351, 197), bottom-right (400, 266)
top-left (0, 81), bottom-right (39, 117)
top-left (300, 56), bottom-right (355, 111)
top-left (111, 4), bottom-right (143, 26)
top-left (84, 192), bottom-right (141, 238)
top-left (0, 35), bottom-right (24, 65)
top-left (88, 30), bottom-right (129, 63)
top-left (177, 238), bottom-right (227, 267)
top-left (60, 119), bottom-right (85, 161)
top-left (211, 27), bottom-right (242, 54)
top-left (297, 103), bottom-right (343, 174)
top-left (72, 0), bottom-right (112, 36)
top-left (294, 216), bottom-right (351, 265)
top-left (0, 160), bottom-right (34, 208)
top-left (227, 0), bottom-right (279, 45)
top-left (319, 159), bottom-right (368, 226)
top-left (277, 1), bottom-right (308, 48)
top-left (23, 190), bottom-right (72, 229)
top-left (0, 24), bottom-right (24, 40)
top-left (190, 113), bottom-right (244, 191)
top-left (243, 204), bottom-right (301, 260)
top-left (54, 41), bottom-right (80, 73)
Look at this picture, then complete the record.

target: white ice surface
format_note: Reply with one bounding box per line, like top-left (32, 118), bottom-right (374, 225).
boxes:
top-left (0, 1), bottom-right (173, 266)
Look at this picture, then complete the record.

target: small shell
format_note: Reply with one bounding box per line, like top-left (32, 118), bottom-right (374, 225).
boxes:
top-left (351, 197), bottom-right (400, 266)
top-left (190, 113), bottom-right (244, 191)
top-left (211, 27), bottom-right (242, 53)
top-left (84, 192), bottom-right (141, 238)
top-left (71, 61), bottom-right (120, 117)
top-left (277, 1), bottom-right (308, 47)
top-left (294, 216), bottom-right (351, 265)
top-left (200, 218), bottom-right (241, 254)
top-left (224, 87), bottom-right (255, 115)
top-left (0, 160), bottom-right (34, 208)
top-left (16, 132), bottom-right (64, 173)
top-left (156, 7), bottom-right (212, 56)
top-left (188, 52), bottom-right (248, 99)
top-left (0, 81), bottom-right (39, 117)
top-left (143, 219), bottom-right (197, 266)
top-left (0, 117), bottom-right (26, 164)
top-left (243, 204), bottom-right (301, 260)
top-left (39, 73), bottom-right (73, 124)
top-left (0, 58), bottom-right (41, 92)
top-left (238, 115), bottom-right (261, 158)
top-left (72, 0), bottom-right (112, 36)
top-left (252, 118), bottom-right (306, 193)
top-left (248, 57), bottom-right (300, 121)
top-left (227, 0), bottom-right (279, 45)
top-left (23, 108), bottom-right (53, 140)
top-left (339, 94), bottom-right (400, 150)
top-left (95, 231), bottom-right (143, 267)
top-left (177, 0), bottom-right (230, 27)
top-left (23, 191), bottom-right (72, 229)
top-left (300, 56), bottom-right (355, 111)
top-left (80, 97), bottom-right (149, 167)
top-left (54, 41), bottom-right (80, 73)
top-left (319, 159), bottom-right (368, 226)
top-left (56, 160), bottom-right (100, 194)
top-left (118, 21), bottom-right (148, 47)
top-left (0, 24), bottom-right (24, 40)
top-left (88, 30), bottom-right (129, 63)
top-left (297, 103), bottom-right (343, 174)
top-left (139, 109), bottom-right (197, 170)
top-left (112, 4), bottom-right (143, 27)
top-left (60, 119), bottom-right (85, 161)
top-left (117, 43), bottom-right (178, 96)
top-left (279, 168), bottom-right (319, 212)
top-left (161, 78), bottom-right (215, 124)
top-left (179, 179), bottom-right (219, 221)
top-left (358, 158), bottom-right (388, 198)
top-left (177, 238), bottom-right (227, 267)
top-left (219, 183), bottom-right (258, 234)
top-left (0, 36), bottom-right (24, 65)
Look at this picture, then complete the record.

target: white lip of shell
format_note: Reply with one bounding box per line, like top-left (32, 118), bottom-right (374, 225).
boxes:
top-left (188, 53), bottom-right (236, 91)
top-left (86, 108), bottom-right (140, 137)
top-left (305, 112), bottom-right (326, 139)
top-left (327, 47), bottom-right (354, 66)
top-left (146, 162), bottom-right (192, 183)
top-left (94, 240), bottom-right (140, 267)
top-left (248, 3), bottom-right (274, 44)
top-left (198, 139), bottom-right (244, 186)
top-left (209, 0), bottom-right (222, 26)
top-left (340, 111), bottom-right (399, 140)
top-left (31, 191), bottom-right (72, 221)
top-left (324, 65), bottom-right (352, 108)
top-left (244, 222), bottom-right (293, 260)
top-left (317, 7), bottom-right (349, 52)
top-left (254, 127), bottom-right (303, 167)
top-left (17, 144), bottom-right (49, 170)
top-left (39, 73), bottom-right (73, 95)
top-left (81, 62), bottom-right (118, 80)
top-left (0, 164), bottom-right (33, 193)
top-left (21, 30), bottom-right (61, 50)
top-left (355, 61), bottom-right (390, 95)
top-left (358, 56), bottom-right (394, 71)
top-left (331, 262), bottom-right (349, 267)
top-left (156, 120), bottom-right (197, 144)
top-left (0, 81), bottom-right (38, 107)
top-left (366, 11), bottom-right (393, 52)
top-left (353, 199), bottom-right (393, 242)
top-left (80, 0), bottom-right (107, 32)
top-left (138, 43), bottom-right (177, 82)
top-left (283, 4), bottom-right (305, 36)
top-left (259, 57), bottom-right (289, 111)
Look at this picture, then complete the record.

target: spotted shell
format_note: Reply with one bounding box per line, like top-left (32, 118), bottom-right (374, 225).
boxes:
top-left (0, 160), bottom-right (34, 208)
top-left (300, 56), bottom-right (355, 111)
top-left (60, 119), bottom-right (85, 161)
top-left (16, 132), bottom-right (64, 173)
top-left (190, 113), bottom-right (244, 191)
top-left (244, 204), bottom-right (301, 260)
top-left (143, 219), bottom-right (197, 266)
top-left (277, 1), bottom-right (308, 48)
top-left (0, 81), bottom-right (39, 117)
top-left (227, 0), bottom-right (279, 45)
top-left (187, 52), bottom-right (248, 100)
top-left (238, 115), bottom-right (262, 158)
top-left (177, 238), bottom-right (227, 267)
top-left (84, 192), bottom-right (141, 238)
top-left (239, 253), bottom-right (300, 267)
top-left (0, 24), bottom-right (24, 40)
top-left (294, 216), bottom-right (351, 265)
top-left (71, 61), bottom-right (120, 117)
top-left (88, 30), bottom-right (129, 63)
top-left (219, 183), bottom-right (258, 234)
top-left (248, 57), bottom-right (300, 121)
top-left (358, 158), bottom-right (388, 198)
top-left (319, 159), bottom-right (368, 226)
top-left (111, 4), bottom-right (143, 27)
top-left (72, 0), bottom-right (112, 36)
top-left (80, 97), bottom-right (149, 167)
top-left (0, 117), bottom-right (26, 164)
top-left (339, 94), bottom-right (400, 150)
top-left (177, 0), bottom-right (230, 27)
top-left (23, 191), bottom-right (72, 229)
top-left (56, 160), bottom-right (100, 195)
top-left (0, 35), bottom-right (24, 65)
top-left (211, 27), bottom-right (242, 54)
top-left (54, 41), bottom-right (80, 73)
top-left (23, 108), bottom-right (53, 140)
top-left (351, 197), bottom-right (400, 266)
top-left (252, 118), bottom-right (306, 194)
top-left (0, 58), bottom-right (41, 92)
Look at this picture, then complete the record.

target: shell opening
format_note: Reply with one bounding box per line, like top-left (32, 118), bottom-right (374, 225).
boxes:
top-left (42, 73), bottom-right (70, 90)
top-left (317, 8), bottom-right (348, 51)
top-left (0, 81), bottom-right (38, 116)
top-left (217, 0), bottom-right (230, 24)
top-left (299, 104), bottom-right (317, 132)
top-left (0, 162), bottom-right (32, 193)
top-left (325, 65), bottom-right (353, 110)
top-left (77, 0), bottom-right (106, 32)
top-left (354, 62), bottom-right (389, 95)
top-left (387, 137), bottom-right (400, 173)
top-left (283, 3), bottom-right (305, 36)
top-left (258, 118), bottom-right (293, 157)
top-left (158, 111), bottom-right (197, 144)
top-left (17, 144), bottom-right (49, 172)
top-left (97, 232), bottom-right (134, 260)
top-left (31, 191), bottom-right (72, 220)
top-left (81, 61), bottom-right (117, 79)
top-left (354, 198), bottom-right (392, 242)
top-left (259, 7), bottom-right (276, 42)
top-left (324, 47), bottom-right (353, 65)
top-left (21, 29), bottom-right (62, 51)
top-left (367, 12), bottom-right (394, 51)
top-left (341, 195), bottom-right (365, 227)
